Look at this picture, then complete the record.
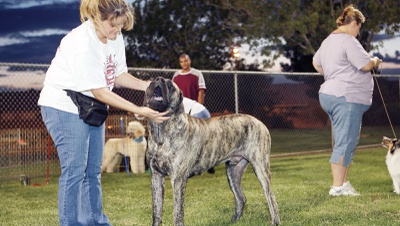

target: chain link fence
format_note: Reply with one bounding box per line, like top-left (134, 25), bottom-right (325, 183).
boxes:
top-left (1, 62), bottom-right (399, 183)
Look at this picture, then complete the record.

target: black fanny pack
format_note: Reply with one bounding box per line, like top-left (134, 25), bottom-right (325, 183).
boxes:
top-left (65, 90), bottom-right (108, 127)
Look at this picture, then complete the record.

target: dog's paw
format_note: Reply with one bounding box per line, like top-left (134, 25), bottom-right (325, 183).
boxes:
top-left (207, 167), bottom-right (215, 174)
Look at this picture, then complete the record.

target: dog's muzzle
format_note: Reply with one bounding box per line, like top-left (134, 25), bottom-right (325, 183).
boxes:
top-left (147, 79), bottom-right (170, 112)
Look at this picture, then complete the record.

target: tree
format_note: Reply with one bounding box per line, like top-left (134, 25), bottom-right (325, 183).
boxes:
top-left (125, 0), bottom-right (400, 72)
top-left (124, 0), bottom-right (242, 70)
top-left (218, 0), bottom-right (400, 72)
top-left (214, 0), bottom-right (400, 115)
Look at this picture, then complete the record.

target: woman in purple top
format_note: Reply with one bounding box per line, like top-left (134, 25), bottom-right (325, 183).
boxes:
top-left (313, 4), bottom-right (381, 196)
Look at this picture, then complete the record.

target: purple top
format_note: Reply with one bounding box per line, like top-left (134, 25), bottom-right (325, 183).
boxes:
top-left (313, 33), bottom-right (373, 105)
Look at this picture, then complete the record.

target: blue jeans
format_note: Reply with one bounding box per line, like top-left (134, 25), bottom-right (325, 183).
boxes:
top-left (319, 94), bottom-right (370, 167)
top-left (41, 106), bottom-right (110, 226)
top-left (192, 108), bottom-right (211, 119)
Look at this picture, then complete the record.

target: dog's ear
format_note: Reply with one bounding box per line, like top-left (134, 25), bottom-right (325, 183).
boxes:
top-left (167, 80), bottom-right (184, 114)
top-left (390, 139), bottom-right (399, 154)
top-left (382, 136), bottom-right (394, 148)
top-left (173, 89), bottom-right (184, 113)
top-left (383, 136), bottom-right (399, 154)
top-left (177, 91), bottom-right (183, 108)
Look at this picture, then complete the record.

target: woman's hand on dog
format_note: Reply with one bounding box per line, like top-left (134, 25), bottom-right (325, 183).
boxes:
top-left (139, 107), bottom-right (170, 124)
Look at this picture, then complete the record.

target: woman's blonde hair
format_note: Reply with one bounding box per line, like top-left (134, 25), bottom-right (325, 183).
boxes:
top-left (336, 4), bottom-right (365, 27)
top-left (80, 0), bottom-right (134, 31)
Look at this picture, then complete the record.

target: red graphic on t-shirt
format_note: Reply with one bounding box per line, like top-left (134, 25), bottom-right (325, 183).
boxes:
top-left (104, 54), bottom-right (116, 86)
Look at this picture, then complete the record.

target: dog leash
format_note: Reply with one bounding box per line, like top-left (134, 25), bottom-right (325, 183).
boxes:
top-left (373, 63), bottom-right (397, 139)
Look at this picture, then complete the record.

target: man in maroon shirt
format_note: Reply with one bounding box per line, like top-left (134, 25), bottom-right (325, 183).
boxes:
top-left (172, 54), bottom-right (206, 105)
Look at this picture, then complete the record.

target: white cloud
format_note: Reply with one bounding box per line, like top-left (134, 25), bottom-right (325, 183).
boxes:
top-left (372, 36), bottom-right (400, 57)
top-left (0, 29), bottom-right (69, 47)
top-left (2, 0), bottom-right (78, 9)
top-left (371, 31), bottom-right (400, 56)
top-left (2, 0), bottom-right (134, 9)
top-left (0, 37), bottom-right (29, 47)
top-left (20, 29), bottom-right (69, 38)
top-left (234, 42), bottom-right (290, 72)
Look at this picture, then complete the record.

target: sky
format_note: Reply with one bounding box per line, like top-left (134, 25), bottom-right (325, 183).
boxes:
top-left (0, 0), bottom-right (135, 8)
top-left (0, 0), bottom-right (399, 73)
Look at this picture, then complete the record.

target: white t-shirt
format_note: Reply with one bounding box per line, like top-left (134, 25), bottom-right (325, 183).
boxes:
top-left (38, 20), bottom-right (128, 114)
top-left (182, 97), bottom-right (206, 116)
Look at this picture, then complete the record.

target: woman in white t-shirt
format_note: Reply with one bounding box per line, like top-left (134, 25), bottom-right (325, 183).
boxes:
top-left (38, 1), bottom-right (169, 225)
top-left (313, 5), bottom-right (381, 197)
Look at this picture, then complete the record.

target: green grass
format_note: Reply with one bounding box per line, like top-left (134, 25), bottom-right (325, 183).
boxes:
top-left (270, 126), bottom-right (395, 154)
top-left (270, 128), bottom-right (332, 153)
top-left (1, 147), bottom-right (400, 225)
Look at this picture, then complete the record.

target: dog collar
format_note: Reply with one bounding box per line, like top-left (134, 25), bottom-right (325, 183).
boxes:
top-left (133, 136), bottom-right (144, 143)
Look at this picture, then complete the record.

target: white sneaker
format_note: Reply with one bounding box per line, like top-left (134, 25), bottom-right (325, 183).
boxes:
top-left (342, 181), bottom-right (360, 196)
top-left (329, 186), bottom-right (344, 196)
top-left (329, 181), bottom-right (360, 196)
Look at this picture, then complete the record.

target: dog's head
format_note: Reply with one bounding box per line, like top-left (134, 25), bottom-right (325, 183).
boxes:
top-left (126, 121), bottom-right (145, 139)
top-left (382, 136), bottom-right (399, 155)
top-left (144, 77), bottom-right (184, 145)
top-left (144, 77), bottom-right (183, 115)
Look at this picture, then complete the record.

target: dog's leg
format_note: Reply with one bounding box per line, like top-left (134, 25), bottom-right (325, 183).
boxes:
top-left (109, 154), bottom-right (122, 172)
top-left (130, 149), bottom-right (138, 174)
top-left (138, 146), bottom-right (146, 173)
top-left (101, 161), bottom-right (106, 173)
top-left (151, 171), bottom-right (166, 226)
top-left (171, 176), bottom-right (188, 226)
top-left (252, 161), bottom-right (280, 225)
top-left (102, 153), bottom-right (115, 173)
top-left (226, 158), bottom-right (249, 222)
top-left (393, 175), bottom-right (400, 194)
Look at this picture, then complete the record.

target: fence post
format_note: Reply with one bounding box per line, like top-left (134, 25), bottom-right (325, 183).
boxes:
top-left (234, 71), bottom-right (238, 114)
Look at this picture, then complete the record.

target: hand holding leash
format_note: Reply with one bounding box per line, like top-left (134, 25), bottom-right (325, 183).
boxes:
top-left (372, 56), bottom-right (382, 68)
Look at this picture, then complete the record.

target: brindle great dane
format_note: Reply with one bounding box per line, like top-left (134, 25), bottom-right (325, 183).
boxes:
top-left (144, 77), bottom-right (280, 226)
